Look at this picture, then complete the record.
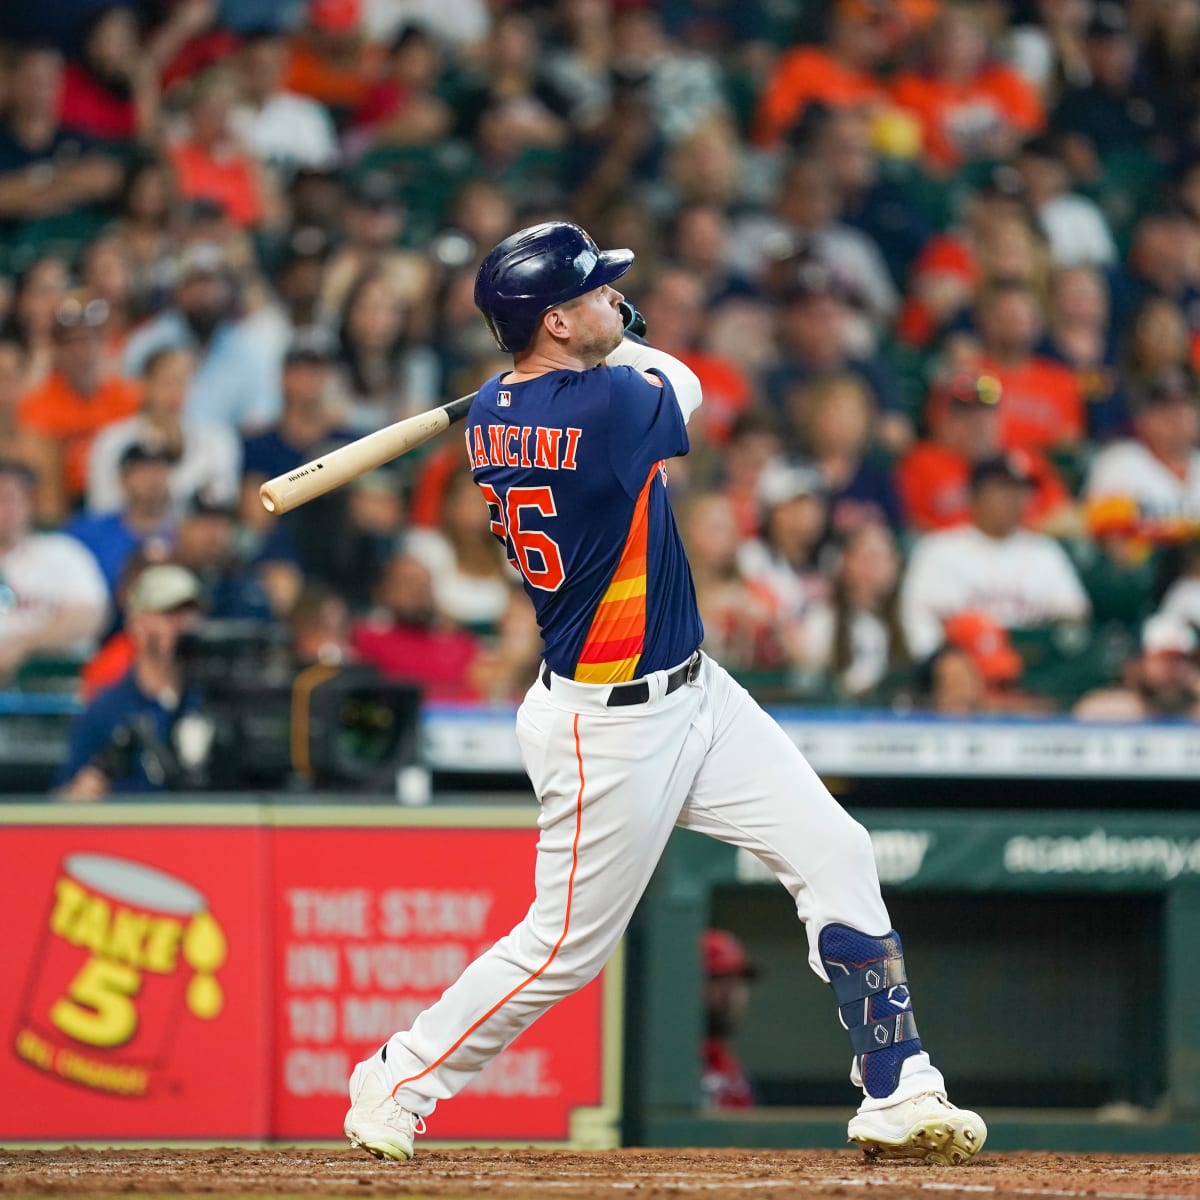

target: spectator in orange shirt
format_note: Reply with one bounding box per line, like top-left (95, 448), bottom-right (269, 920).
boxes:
top-left (755, 0), bottom-right (890, 147)
top-left (168, 67), bottom-right (276, 230)
top-left (890, 3), bottom-right (1043, 173)
top-left (17, 293), bottom-right (140, 507)
top-left (285, 0), bottom-right (383, 115)
top-left (970, 280), bottom-right (1084, 453)
top-left (896, 373), bottom-right (1070, 531)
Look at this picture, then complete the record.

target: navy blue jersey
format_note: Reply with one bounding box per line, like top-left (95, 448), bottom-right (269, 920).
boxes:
top-left (465, 364), bottom-right (703, 682)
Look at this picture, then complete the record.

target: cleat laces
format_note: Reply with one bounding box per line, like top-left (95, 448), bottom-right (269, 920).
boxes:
top-left (382, 1094), bottom-right (425, 1138)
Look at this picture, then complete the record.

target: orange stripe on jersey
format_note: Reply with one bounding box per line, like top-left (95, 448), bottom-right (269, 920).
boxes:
top-left (574, 463), bottom-right (658, 683)
top-left (610, 555), bottom-right (648, 584)
top-left (578, 632), bottom-right (644, 664)
top-left (582, 595), bottom-right (645, 638)
top-left (575, 655), bottom-right (640, 684)
top-left (601, 575), bottom-right (646, 602)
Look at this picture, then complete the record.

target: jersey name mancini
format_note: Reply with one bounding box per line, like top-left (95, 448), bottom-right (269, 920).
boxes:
top-left (467, 422), bottom-right (583, 472)
top-left (465, 365), bottom-right (704, 684)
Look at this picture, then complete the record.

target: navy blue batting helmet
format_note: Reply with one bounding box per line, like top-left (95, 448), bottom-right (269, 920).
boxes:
top-left (474, 222), bottom-right (634, 353)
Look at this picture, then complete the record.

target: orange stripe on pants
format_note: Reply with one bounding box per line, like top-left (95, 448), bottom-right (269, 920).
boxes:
top-left (392, 713), bottom-right (587, 1096)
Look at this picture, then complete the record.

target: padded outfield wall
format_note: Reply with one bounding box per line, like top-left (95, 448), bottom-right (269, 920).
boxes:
top-left (3, 739), bottom-right (1200, 1150)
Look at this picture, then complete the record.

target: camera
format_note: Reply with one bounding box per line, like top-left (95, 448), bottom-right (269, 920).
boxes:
top-left (91, 622), bottom-right (423, 792)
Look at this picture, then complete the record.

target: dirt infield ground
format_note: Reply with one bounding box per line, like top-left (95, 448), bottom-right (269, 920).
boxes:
top-left (2, 1148), bottom-right (1200, 1200)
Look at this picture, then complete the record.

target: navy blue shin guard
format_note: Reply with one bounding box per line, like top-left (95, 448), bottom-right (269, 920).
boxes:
top-left (819, 924), bottom-right (922, 1099)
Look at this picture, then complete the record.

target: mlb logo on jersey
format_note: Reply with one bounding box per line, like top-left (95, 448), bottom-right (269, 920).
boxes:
top-left (497, 390), bottom-right (512, 408)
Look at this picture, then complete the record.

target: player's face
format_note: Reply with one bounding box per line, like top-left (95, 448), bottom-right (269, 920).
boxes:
top-left (563, 283), bottom-right (626, 360)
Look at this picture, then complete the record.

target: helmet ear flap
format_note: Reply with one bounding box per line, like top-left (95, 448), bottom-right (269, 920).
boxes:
top-left (481, 310), bottom-right (511, 352)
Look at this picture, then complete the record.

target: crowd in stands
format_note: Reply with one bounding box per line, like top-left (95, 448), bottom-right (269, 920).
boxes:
top-left (1, 0), bottom-right (1199, 773)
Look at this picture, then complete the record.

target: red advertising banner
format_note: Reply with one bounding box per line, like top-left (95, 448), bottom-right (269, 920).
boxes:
top-left (0, 824), bottom-right (269, 1139)
top-left (0, 807), bottom-right (620, 1146)
top-left (271, 826), bottom-right (609, 1142)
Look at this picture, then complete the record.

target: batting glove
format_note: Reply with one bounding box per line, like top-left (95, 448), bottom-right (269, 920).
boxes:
top-left (618, 300), bottom-right (647, 340)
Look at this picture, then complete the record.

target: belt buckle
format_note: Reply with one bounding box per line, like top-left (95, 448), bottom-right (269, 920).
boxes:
top-left (686, 652), bottom-right (702, 683)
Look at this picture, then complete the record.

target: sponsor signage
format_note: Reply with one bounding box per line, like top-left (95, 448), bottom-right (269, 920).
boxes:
top-left (271, 826), bottom-right (613, 1141)
top-left (0, 808), bottom-right (619, 1144)
top-left (734, 813), bottom-right (1200, 892)
top-left (4, 826), bottom-right (267, 1139)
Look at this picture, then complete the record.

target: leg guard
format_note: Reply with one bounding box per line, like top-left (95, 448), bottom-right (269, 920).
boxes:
top-left (819, 924), bottom-right (922, 1099)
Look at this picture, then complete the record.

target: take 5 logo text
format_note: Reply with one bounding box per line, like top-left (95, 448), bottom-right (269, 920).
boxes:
top-left (14, 854), bottom-right (228, 1096)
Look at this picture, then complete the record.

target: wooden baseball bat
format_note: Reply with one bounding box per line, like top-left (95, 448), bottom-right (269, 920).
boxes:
top-left (259, 392), bottom-right (477, 515)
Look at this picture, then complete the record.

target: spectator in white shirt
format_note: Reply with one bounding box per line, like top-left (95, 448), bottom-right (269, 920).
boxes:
top-left (901, 451), bottom-right (1091, 658)
top-left (1079, 575), bottom-right (1200, 720)
top-left (0, 459), bottom-right (108, 678)
top-left (1085, 368), bottom-right (1200, 535)
top-left (87, 346), bottom-right (241, 515)
top-left (730, 157), bottom-right (898, 329)
top-left (405, 466), bottom-right (517, 629)
top-left (1142, 547), bottom-right (1200, 657)
top-left (737, 461), bottom-right (831, 658)
top-left (362, 0), bottom-right (491, 51)
top-left (232, 29), bottom-right (340, 176)
top-left (1016, 135), bottom-right (1117, 267)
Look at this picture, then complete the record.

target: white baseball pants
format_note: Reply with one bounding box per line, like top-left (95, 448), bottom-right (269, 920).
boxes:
top-left (382, 652), bottom-right (942, 1115)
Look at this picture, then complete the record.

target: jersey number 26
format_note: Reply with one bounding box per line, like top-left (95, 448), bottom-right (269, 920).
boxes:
top-left (478, 483), bottom-right (566, 592)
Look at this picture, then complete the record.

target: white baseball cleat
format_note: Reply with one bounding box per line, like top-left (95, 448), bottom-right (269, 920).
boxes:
top-left (848, 1091), bottom-right (987, 1166)
top-left (344, 1057), bottom-right (425, 1161)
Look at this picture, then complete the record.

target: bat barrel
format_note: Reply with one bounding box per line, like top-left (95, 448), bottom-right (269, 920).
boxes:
top-left (259, 391), bottom-right (477, 516)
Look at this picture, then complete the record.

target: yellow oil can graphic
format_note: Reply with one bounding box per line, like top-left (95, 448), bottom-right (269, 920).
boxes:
top-left (15, 854), bottom-right (227, 1095)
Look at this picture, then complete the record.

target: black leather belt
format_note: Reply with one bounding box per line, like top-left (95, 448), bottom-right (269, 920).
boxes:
top-left (541, 652), bottom-right (702, 707)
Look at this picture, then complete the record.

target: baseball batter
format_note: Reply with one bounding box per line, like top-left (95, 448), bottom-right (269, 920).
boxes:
top-left (344, 223), bottom-right (986, 1166)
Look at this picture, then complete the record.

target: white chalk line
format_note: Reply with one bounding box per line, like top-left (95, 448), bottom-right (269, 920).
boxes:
top-left (484, 1174), bottom-right (1196, 1200)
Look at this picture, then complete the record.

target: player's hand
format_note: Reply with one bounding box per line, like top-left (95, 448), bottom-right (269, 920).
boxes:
top-left (618, 300), bottom-right (647, 339)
